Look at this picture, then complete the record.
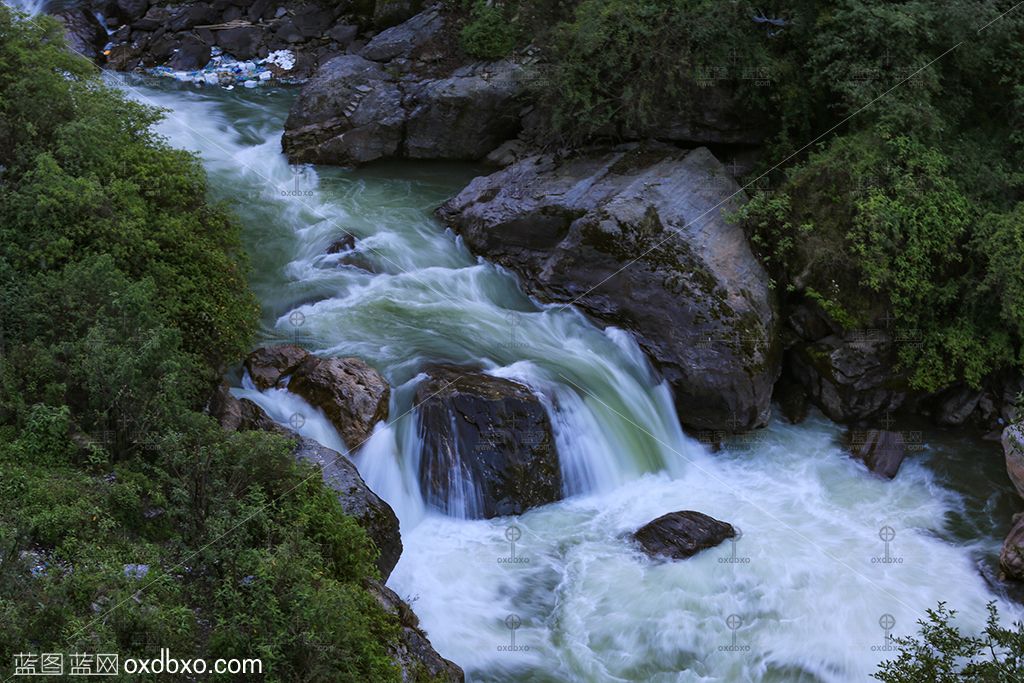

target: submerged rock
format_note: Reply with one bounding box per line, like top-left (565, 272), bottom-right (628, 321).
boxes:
top-left (438, 144), bottom-right (780, 432)
top-left (632, 511), bottom-right (736, 560)
top-left (415, 367), bottom-right (561, 519)
top-left (294, 437), bottom-right (402, 580)
top-left (1004, 424), bottom-right (1024, 499)
top-left (846, 429), bottom-right (906, 479)
top-left (289, 355), bottom-right (391, 448)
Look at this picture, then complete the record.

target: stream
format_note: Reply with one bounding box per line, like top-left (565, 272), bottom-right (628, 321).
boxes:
top-left (115, 77), bottom-right (1023, 682)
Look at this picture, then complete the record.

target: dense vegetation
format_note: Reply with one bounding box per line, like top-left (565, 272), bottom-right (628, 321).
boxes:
top-left (0, 8), bottom-right (401, 681)
top-left (457, 0), bottom-right (1024, 393)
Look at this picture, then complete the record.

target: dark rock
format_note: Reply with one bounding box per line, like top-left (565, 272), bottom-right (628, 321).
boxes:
top-left (774, 367), bottom-right (809, 424)
top-left (360, 5), bottom-right (443, 62)
top-left (208, 383), bottom-right (291, 435)
top-left (294, 437), bottom-right (402, 579)
top-left (216, 26), bottom-right (262, 59)
top-left (931, 384), bottom-right (983, 427)
top-left (282, 53), bottom-right (526, 165)
top-left (790, 333), bottom-right (905, 423)
top-left (415, 367), bottom-right (561, 519)
top-left (288, 355), bottom-right (391, 448)
top-left (373, 0), bottom-right (424, 28)
top-left (133, 6), bottom-right (172, 32)
top-left (326, 234), bottom-right (356, 253)
top-left (244, 344), bottom-right (310, 390)
top-left (292, 6), bottom-right (334, 38)
top-left (438, 145), bottom-right (780, 432)
top-left (328, 23), bottom-right (359, 47)
top-left (54, 9), bottom-right (107, 61)
top-left (403, 62), bottom-right (525, 160)
top-left (632, 511), bottom-right (736, 560)
top-left (1004, 424), bottom-right (1024, 500)
top-left (283, 55), bottom-right (404, 165)
top-left (847, 429), bottom-right (906, 479)
top-left (167, 35), bottom-right (212, 71)
top-left (368, 580), bottom-right (465, 681)
top-left (273, 17), bottom-right (305, 44)
top-left (114, 0), bottom-right (150, 22)
top-left (1000, 513), bottom-right (1024, 582)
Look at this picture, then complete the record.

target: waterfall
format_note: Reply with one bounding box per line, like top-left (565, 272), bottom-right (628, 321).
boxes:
top-left (114, 77), bottom-right (1023, 683)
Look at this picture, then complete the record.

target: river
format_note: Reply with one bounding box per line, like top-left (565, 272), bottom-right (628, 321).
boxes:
top-left (114, 77), bottom-right (1022, 682)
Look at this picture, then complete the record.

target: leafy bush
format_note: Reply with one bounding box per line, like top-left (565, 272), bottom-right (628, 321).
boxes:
top-left (459, 0), bottom-right (520, 60)
top-left (0, 7), bottom-right (401, 681)
top-left (874, 603), bottom-right (1024, 681)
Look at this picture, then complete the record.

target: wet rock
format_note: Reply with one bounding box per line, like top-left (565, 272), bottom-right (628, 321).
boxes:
top-left (774, 366), bottom-right (809, 424)
top-left (846, 429), bottom-right (906, 479)
top-left (1000, 513), bottom-right (1024, 582)
top-left (415, 367), bottom-right (561, 519)
top-left (326, 234), bottom-right (356, 253)
top-left (790, 333), bottom-right (905, 423)
top-left (288, 355), bottom-right (391, 448)
top-left (438, 144), bottom-right (780, 432)
top-left (360, 4), bottom-right (443, 62)
top-left (294, 437), bottom-right (402, 579)
top-left (207, 383), bottom-right (292, 435)
top-left (1004, 424), bottom-right (1024, 499)
top-left (632, 511), bottom-right (736, 560)
top-left (244, 344), bottom-right (310, 390)
top-left (367, 580), bottom-right (464, 681)
top-left (55, 9), bottom-right (107, 61)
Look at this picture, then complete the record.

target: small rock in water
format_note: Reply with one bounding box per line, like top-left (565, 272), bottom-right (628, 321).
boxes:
top-left (632, 510), bottom-right (736, 560)
top-left (846, 429), bottom-right (905, 479)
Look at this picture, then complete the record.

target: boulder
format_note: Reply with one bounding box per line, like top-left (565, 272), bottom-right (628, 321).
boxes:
top-left (415, 367), bottom-right (561, 519)
top-left (368, 580), bottom-right (464, 681)
top-left (244, 344), bottom-right (310, 390)
top-left (846, 429), bottom-right (905, 479)
top-left (288, 355), bottom-right (391, 448)
top-left (1004, 424), bottom-right (1024, 499)
top-left (437, 145), bottom-right (780, 431)
top-left (294, 437), bottom-right (402, 579)
top-left (790, 333), bottom-right (905, 423)
top-left (216, 26), bottom-right (262, 60)
top-left (167, 35), bottom-right (212, 71)
top-left (282, 55), bottom-right (405, 165)
top-left (931, 384), bottom-right (983, 426)
top-left (55, 9), bottom-right (107, 61)
top-left (282, 53), bottom-right (526, 165)
top-left (373, 0), bottom-right (425, 28)
top-left (403, 63), bottom-right (525, 160)
top-left (632, 511), bottom-right (736, 560)
top-left (113, 0), bottom-right (150, 22)
top-left (1000, 513), bottom-right (1024, 582)
top-left (208, 383), bottom-right (292, 435)
top-left (360, 4), bottom-right (443, 62)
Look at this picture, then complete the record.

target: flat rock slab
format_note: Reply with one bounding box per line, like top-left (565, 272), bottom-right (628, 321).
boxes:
top-left (632, 510), bottom-right (736, 560)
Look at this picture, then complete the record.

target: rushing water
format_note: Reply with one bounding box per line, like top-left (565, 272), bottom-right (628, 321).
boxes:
top-left (114, 76), bottom-right (1024, 682)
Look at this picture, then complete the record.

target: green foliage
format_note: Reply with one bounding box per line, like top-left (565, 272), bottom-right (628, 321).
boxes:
top-left (459, 0), bottom-right (520, 60)
top-left (0, 7), bottom-right (401, 681)
top-left (874, 602), bottom-right (1024, 681)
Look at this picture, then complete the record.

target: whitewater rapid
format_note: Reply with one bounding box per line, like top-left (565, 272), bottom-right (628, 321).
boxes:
top-left (114, 76), bottom-right (1021, 682)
